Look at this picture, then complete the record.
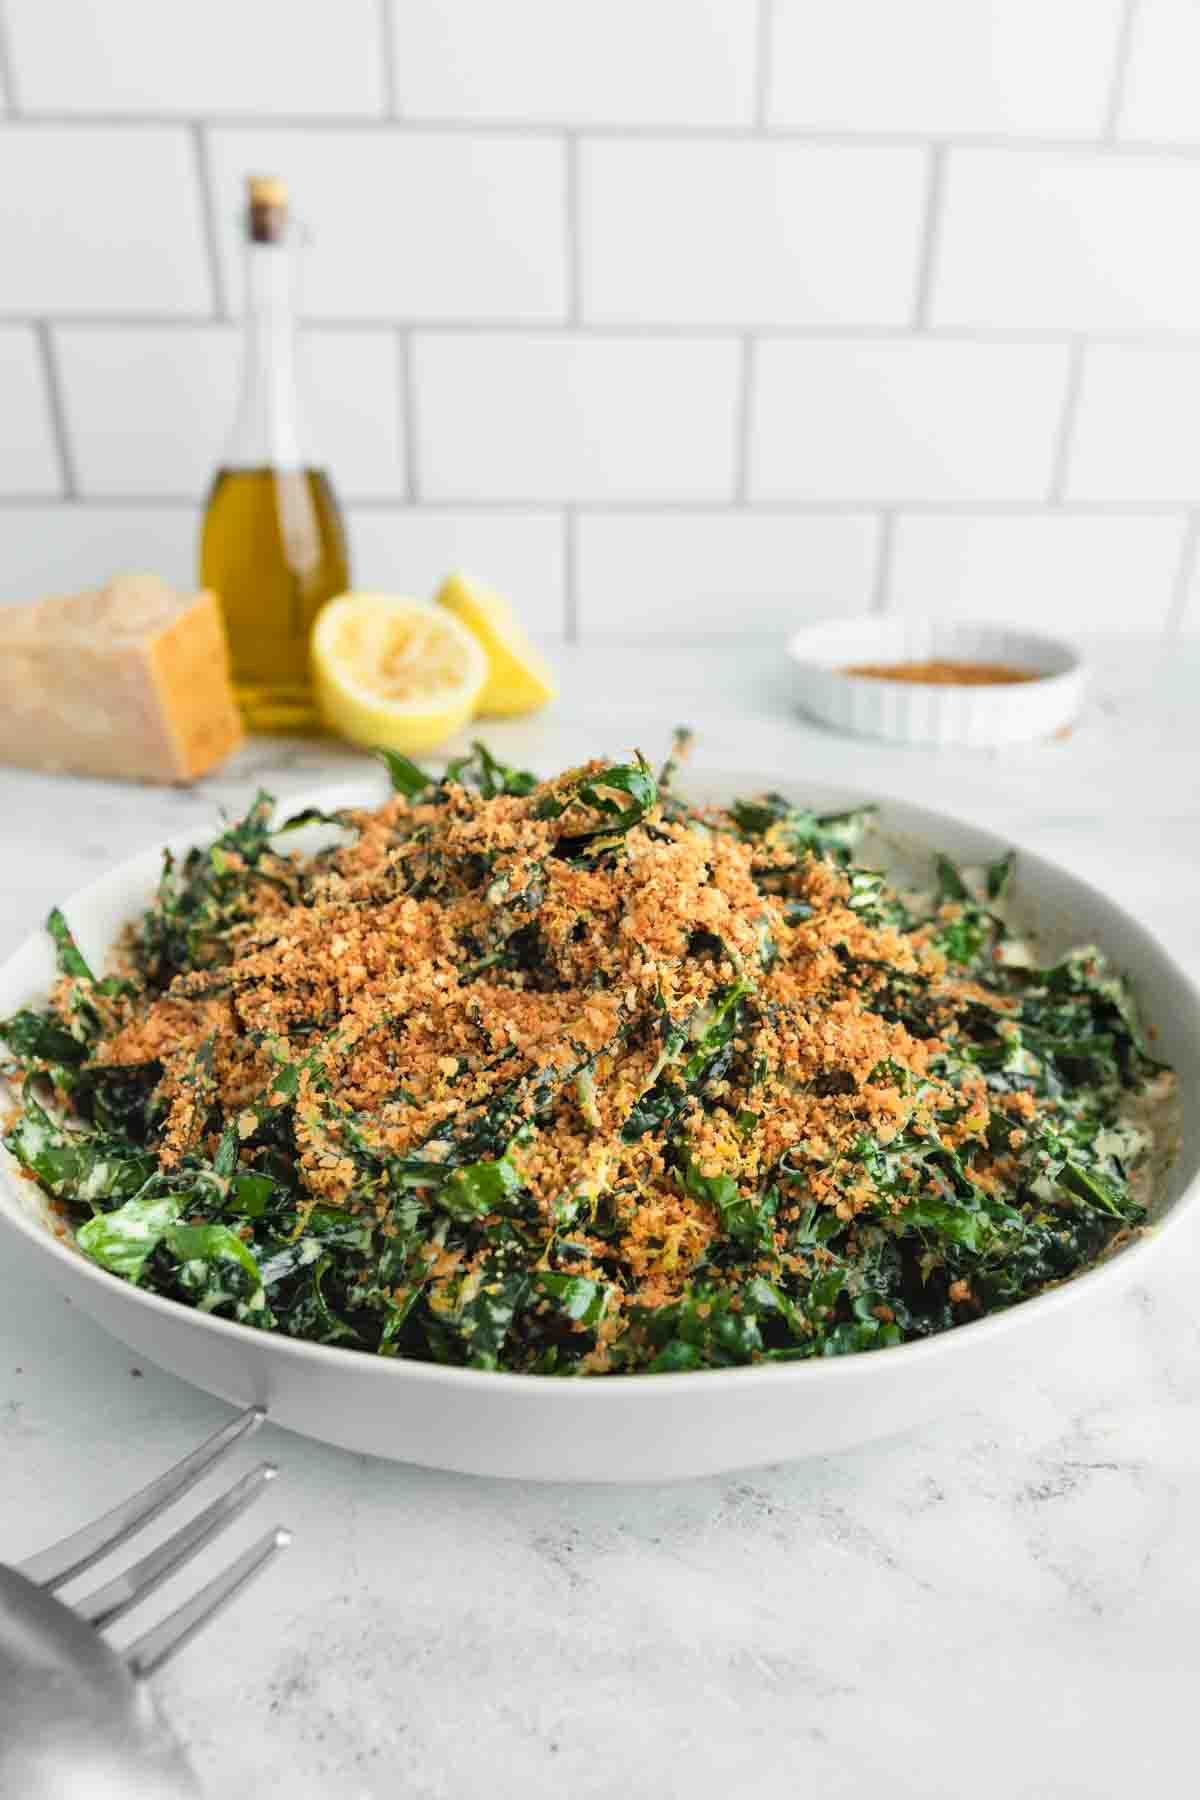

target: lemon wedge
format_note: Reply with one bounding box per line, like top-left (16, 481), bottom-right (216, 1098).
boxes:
top-left (312, 591), bottom-right (487, 753)
top-left (436, 571), bottom-right (557, 718)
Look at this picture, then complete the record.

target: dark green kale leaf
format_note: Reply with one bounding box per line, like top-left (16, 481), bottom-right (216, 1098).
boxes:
top-left (536, 757), bottom-right (658, 835)
top-left (425, 1233), bottom-right (532, 1370)
top-left (133, 791), bottom-right (293, 990)
top-left (445, 741), bottom-right (539, 799)
top-left (622, 981), bottom-right (750, 1143)
top-left (69, 1060), bottom-right (162, 1141)
top-left (76, 1191), bottom-right (180, 1280)
top-left (987, 851), bottom-right (1015, 901)
top-left (5, 1092), bottom-right (156, 1205)
top-left (165, 1222), bottom-right (266, 1316)
top-left (534, 1270), bottom-right (612, 1329)
top-left (683, 1158), bottom-right (777, 1252)
top-left (377, 749), bottom-right (436, 797)
top-left (0, 1010), bottom-right (89, 1069)
top-left (731, 795), bottom-right (877, 865)
top-left (47, 908), bottom-right (102, 984)
top-left (430, 1148), bottom-right (524, 1222)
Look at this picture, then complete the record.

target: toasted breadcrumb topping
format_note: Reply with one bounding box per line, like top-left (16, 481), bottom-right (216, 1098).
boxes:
top-left (3, 747), bottom-right (1167, 1375)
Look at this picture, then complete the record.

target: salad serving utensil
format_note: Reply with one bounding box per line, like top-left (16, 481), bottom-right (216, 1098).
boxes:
top-left (0, 1405), bottom-right (289, 1797)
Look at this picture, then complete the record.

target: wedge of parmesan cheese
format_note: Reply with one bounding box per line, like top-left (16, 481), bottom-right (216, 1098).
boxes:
top-left (0, 572), bottom-right (244, 783)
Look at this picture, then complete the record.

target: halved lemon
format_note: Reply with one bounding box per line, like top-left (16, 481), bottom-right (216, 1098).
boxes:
top-left (312, 591), bottom-right (487, 753)
top-left (436, 571), bottom-right (557, 718)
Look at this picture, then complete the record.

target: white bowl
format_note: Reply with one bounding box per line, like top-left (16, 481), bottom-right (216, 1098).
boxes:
top-left (2, 773), bottom-right (1197, 1483)
top-left (787, 617), bottom-right (1086, 747)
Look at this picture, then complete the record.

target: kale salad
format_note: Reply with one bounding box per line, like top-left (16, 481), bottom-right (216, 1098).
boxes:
top-left (0, 742), bottom-right (1172, 1375)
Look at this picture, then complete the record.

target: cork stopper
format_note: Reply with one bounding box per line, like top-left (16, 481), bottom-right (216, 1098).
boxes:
top-left (246, 174), bottom-right (289, 244)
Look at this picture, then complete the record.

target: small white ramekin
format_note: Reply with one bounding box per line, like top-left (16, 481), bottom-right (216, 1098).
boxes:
top-left (786, 617), bottom-right (1086, 748)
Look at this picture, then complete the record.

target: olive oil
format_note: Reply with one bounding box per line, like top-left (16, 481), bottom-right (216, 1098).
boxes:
top-left (201, 467), bottom-right (347, 732)
top-left (200, 176), bottom-right (349, 733)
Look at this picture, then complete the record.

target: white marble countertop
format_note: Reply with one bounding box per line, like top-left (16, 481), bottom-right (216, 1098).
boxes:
top-left (3, 640), bottom-right (1199, 1799)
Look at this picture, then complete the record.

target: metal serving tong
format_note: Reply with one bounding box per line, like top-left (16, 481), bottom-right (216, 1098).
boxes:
top-left (0, 1406), bottom-right (289, 1797)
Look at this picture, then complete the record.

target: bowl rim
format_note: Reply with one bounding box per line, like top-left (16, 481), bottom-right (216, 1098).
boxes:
top-left (785, 616), bottom-right (1085, 688)
top-left (2, 769), bottom-right (1196, 1403)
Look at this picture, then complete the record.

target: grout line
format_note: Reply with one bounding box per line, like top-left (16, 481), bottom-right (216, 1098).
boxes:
top-left (565, 135), bottom-right (582, 324)
top-left (1048, 340), bottom-right (1087, 505)
top-left (401, 330), bottom-right (420, 501)
top-left (753, 0), bottom-right (774, 129)
top-left (0, 316), bottom-right (891, 339)
top-left (8, 112), bottom-right (1200, 156)
top-left (5, 313), bottom-right (462, 334)
top-left (870, 512), bottom-right (895, 613)
top-left (377, 0), bottom-right (399, 117)
top-left (5, 112), bottom-right (421, 131)
top-left (733, 336), bottom-right (755, 502)
top-left (0, 495), bottom-right (188, 511)
top-left (1165, 510), bottom-right (1199, 633)
top-left (564, 508), bottom-right (579, 642)
top-left (1103, 0), bottom-right (1140, 141)
top-left (1, 494), bottom-right (1195, 520)
top-left (401, 499), bottom-right (1197, 520)
top-left (34, 323), bottom-right (78, 499)
top-left (0, 0), bottom-right (16, 112)
top-left (1, 313), bottom-right (236, 330)
top-left (911, 146), bottom-right (947, 329)
top-left (17, 316), bottom-right (1200, 349)
top-left (191, 123), bottom-right (228, 319)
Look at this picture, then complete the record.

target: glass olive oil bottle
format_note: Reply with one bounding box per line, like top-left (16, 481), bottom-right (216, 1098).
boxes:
top-left (200, 176), bottom-right (349, 733)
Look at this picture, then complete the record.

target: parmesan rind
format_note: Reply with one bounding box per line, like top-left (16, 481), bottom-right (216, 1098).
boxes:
top-left (0, 572), bottom-right (244, 783)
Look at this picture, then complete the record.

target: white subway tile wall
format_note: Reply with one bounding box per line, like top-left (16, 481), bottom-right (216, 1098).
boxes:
top-left (345, 511), bottom-right (565, 636)
top-left (0, 506), bottom-right (200, 600)
top-left (576, 514), bottom-right (880, 640)
top-left (0, 327), bottom-right (61, 494)
top-left (1118, 0), bottom-right (1200, 145)
top-left (1067, 346), bottom-right (1200, 504)
top-left (0, 0), bottom-right (1198, 639)
top-left (767, 0), bottom-right (1125, 137)
top-left (889, 515), bottom-right (1188, 633)
top-left (931, 150), bottom-right (1200, 332)
top-left (207, 131), bottom-right (567, 320)
top-left (1179, 536), bottom-right (1200, 635)
top-left (0, 504), bottom-right (567, 629)
top-left (389, 0), bottom-right (759, 127)
top-left (0, 127), bottom-right (213, 315)
top-left (580, 142), bottom-right (927, 326)
top-left (749, 340), bottom-right (1071, 501)
top-left (55, 327), bottom-right (406, 498)
top-left (4, 0), bottom-right (386, 118)
top-left (414, 335), bottom-right (741, 501)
